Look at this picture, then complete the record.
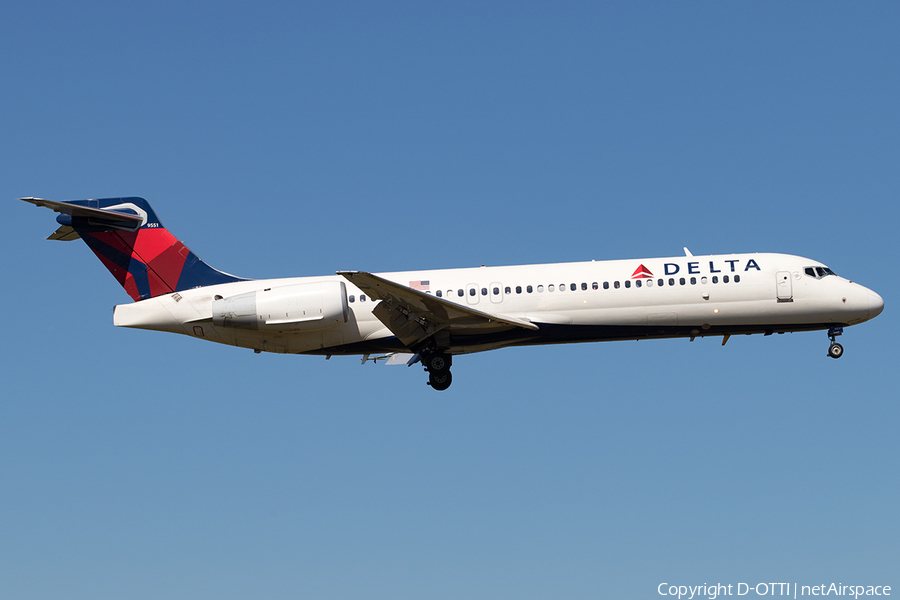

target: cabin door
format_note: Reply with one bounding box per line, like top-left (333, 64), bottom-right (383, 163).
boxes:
top-left (776, 271), bottom-right (793, 302)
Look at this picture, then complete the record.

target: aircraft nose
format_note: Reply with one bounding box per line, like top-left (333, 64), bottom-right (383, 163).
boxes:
top-left (868, 292), bottom-right (884, 319)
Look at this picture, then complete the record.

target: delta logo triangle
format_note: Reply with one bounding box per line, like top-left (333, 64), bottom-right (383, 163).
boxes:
top-left (631, 264), bottom-right (653, 279)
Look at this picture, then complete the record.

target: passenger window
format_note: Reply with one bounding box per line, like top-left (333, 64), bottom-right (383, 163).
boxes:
top-left (625, 280), bottom-right (631, 288)
top-left (559, 284), bottom-right (565, 292)
top-left (592, 282), bottom-right (598, 290)
top-left (723, 275), bottom-right (729, 283)
top-left (527, 285), bottom-right (533, 293)
top-left (679, 278), bottom-right (685, 285)
top-left (581, 282), bottom-right (587, 291)
top-left (360, 295), bottom-right (366, 302)
top-left (516, 286), bottom-right (522, 294)
top-left (635, 280), bottom-right (642, 288)
top-left (805, 267), bottom-right (816, 277)
top-left (658, 279), bottom-right (664, 286)
top-left (492, 287), bottom-right (499, 295)
top-left (669, 278), bottom-right (675, 286)
top-left (712, 276), bottom-right (718, 284)
top-left (700, 276), bottom-right (707, 284)
top-left (647, 279), bottom-right (653, 287)
top-left (469, 288), bottom-right (476, 296)
top-left (603, 282), bottom-right (609, 290)
top-left (614, 281), bottom-right (620, 289)
top-left (549, 284), bottom-right (555, 292)
top-left (690, 277), bottom-right (697, 285)
top-left (436, 290), bottom-right (442, 298)
top-left (349, 295), bottom-right (355, 303)
top-left (735, 275), bottom-right (741, 283)
top-left (481, 288), bottom-right (487, 296)
top-left (505, 286), bottom-right (511, 294)
top-left (571, 283), bottom-right (577, 291)
top-left (537, 285), bottom-right (544, 293)
top-left (458, 289), bottom-right (464, 297)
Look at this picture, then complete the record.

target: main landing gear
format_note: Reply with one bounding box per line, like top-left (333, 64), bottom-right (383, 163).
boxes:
top-left (827, 326), bottom-right (844, 359)
top-left (423, 351), bottom-right (453, 391)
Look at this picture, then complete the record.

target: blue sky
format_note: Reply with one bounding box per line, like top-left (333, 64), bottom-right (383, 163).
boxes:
top-left (2, 2), bottom-right (898, 598)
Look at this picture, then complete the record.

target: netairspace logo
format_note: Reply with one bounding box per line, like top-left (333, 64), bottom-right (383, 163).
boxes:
top-left (658, 582), bottom-right (891, 599)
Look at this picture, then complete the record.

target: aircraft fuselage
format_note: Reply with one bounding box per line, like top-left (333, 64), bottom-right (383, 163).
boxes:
top-left (22, 197), bottom-right (883, 391)
top-left (113, 252), bottom-right (883, 357)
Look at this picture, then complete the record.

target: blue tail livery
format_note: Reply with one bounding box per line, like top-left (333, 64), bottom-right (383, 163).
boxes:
top-left (21, 197), bottom-right (246, 301)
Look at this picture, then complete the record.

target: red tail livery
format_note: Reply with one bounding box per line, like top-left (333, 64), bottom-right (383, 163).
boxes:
top-left (21, 197), bottom-right (244, 300)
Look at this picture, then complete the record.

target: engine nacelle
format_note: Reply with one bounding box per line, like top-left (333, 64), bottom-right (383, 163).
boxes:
top-left (212, 280), bottom-right (349, 332)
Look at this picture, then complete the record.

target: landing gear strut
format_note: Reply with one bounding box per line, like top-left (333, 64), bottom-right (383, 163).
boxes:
top-left (423, 352), bottom-right (453, 391)
top-left (827, 326), bottom-right (844, 359)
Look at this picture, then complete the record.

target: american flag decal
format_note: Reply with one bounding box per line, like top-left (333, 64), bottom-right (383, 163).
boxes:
top-left (409, 280), bottom-right (430, 291)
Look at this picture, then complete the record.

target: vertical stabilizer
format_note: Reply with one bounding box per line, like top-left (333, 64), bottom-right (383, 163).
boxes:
top-left (21, 197), bottom-right (247, 301)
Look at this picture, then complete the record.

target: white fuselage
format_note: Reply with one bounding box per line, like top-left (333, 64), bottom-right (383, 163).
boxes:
top-left (113, 252), bottom-right (883, 356)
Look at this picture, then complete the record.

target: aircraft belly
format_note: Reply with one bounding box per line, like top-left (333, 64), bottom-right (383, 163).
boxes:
top-left (572, 298), bottom-right (838, 329)
top-left (443, 321), bottom-right (841, 353)
top-left (235, 331), bottom-right (288, 353)
top-left (226, 329), bottom-right (334, 353)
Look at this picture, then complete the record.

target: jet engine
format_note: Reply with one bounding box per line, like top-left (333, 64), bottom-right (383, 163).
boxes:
top-left (212, 280), bottom-right (349, 332)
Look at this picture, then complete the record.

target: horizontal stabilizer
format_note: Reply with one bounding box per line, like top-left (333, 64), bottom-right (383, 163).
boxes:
top-left (21, 197), bottom-right (146, 241)
top-left (47, 225), bottom-right (81, 241)
top-left (20, 197), bottom-right (144, 225)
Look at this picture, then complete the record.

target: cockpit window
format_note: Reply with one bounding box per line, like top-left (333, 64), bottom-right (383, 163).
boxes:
top-left (806, 266), bottom-right (837, 279)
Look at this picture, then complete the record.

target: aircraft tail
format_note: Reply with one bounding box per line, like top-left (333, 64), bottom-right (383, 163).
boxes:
top-left (22, 197), bottom-right (246, 301)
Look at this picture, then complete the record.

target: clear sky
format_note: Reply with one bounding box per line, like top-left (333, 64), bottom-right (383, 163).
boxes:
top-left (2, 2), bottom-right (898, 598)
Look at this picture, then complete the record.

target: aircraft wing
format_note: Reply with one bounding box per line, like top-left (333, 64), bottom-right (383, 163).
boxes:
top-left (337, 270), bottom-right (538, 350)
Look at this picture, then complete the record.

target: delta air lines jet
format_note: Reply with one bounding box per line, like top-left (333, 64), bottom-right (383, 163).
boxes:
top-left (22, 197), bottom-right (884, 390)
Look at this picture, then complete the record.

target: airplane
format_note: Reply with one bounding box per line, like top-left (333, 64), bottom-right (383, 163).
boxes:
top-left (22, 196), bottom-right (884, 391)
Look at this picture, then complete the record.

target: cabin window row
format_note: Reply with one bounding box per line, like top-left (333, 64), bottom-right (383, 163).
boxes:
top-left (421, 275), bottom-right (742, 298)
top-left (349, 275), bottom-right (743, 302)
top-left (597, 275), bottom-right (742, 289)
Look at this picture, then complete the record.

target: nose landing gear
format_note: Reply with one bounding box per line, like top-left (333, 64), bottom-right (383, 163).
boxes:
top-left (423, 352), bottom-right (453, 390)
top-left (827, 326), bottom-right (844, 359)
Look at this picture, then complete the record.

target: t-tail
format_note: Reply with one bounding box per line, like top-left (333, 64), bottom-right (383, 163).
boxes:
top-left (21, 197), bottom-right (246, 301)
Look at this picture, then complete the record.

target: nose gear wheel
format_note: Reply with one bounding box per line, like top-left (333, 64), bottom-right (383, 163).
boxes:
top-left (827, 327), bottom-right (844, 359)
